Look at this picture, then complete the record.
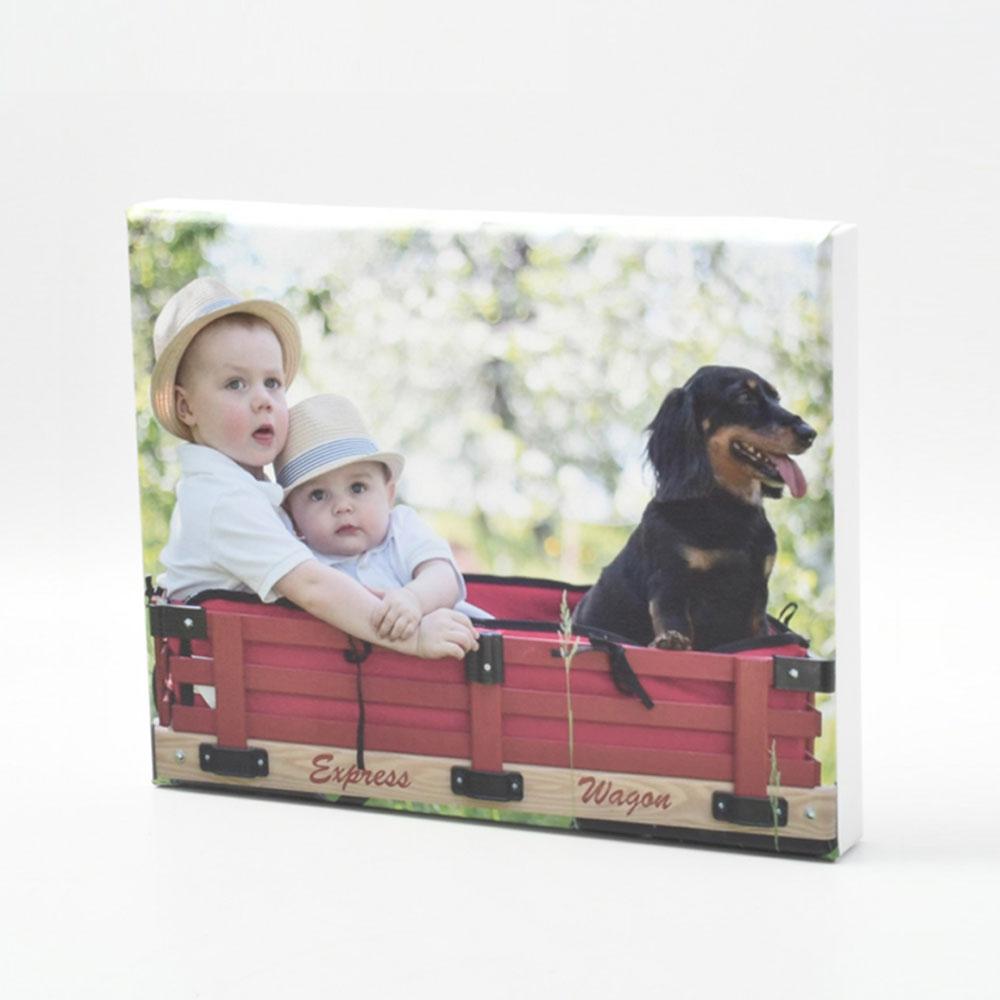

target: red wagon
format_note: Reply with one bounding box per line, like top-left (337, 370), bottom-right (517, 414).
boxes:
top-left (150, 575), bottom-right (837, 856)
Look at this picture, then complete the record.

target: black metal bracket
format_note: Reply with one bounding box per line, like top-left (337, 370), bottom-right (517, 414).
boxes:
top-left (199, 744), bottom-right (269, 779)
top-left (149, 604), bottom-right (208, 640)
top-left (451, 766), bottom-right (523, 802)
top-left (465, 631), bottom-right (505, 685)
top-left (773, 656), bottom-right (836, 693)
top-left (712, 792), bottom-right (788, 828)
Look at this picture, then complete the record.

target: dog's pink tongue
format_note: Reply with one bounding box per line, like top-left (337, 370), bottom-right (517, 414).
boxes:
top-left (772, 455), bottom-right (807, 498)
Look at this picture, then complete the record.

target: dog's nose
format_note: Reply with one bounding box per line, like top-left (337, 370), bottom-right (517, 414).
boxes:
top-left (795, 421), bottom-right (817, 447)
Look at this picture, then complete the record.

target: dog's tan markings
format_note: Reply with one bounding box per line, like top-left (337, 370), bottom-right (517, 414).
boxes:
top-left (764, 554), bottom-right (775, 578)
top-left (709, 421), bottom-right (814, 503)
top-left (702, 418), bottom-right (711, 432)
top-left (682, 545), bottom-right (726, 571)
top-left (707, 427), bottom-right (762, 504)
top-left (746, 379), bottom-right (758, 391)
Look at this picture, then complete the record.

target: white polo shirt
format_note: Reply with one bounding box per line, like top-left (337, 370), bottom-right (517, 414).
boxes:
top-left (315, 504), bottom-right (489, 619)
top-left (159, 443), bottom-right (314, 602)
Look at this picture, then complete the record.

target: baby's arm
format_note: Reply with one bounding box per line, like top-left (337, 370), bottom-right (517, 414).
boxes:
top-left (372, 558), bottom-right (461, 641)
top-left (410, 557), bottom-right (462, 610)
top-left (275, 559), bottom-right (476, 660)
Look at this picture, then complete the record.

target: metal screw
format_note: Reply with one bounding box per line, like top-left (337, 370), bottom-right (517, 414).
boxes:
top-left (789, 667), bottom-right (800, 680)
top-left (455, 775), bottom-right (464, 784)
top-left (483, 663), bottom-right (492, 673)
top-left (175, 750), bottom-right (186, 762)
top-left (257, 758), bottom-right (265, 768)
top-left (511, 782), bottom-right (519, 791)
top-left (717, 801), bottom-right (726, 811)
top-left (183, 618), bottom-right (193, 629)
top-left (805, 806), bottom-right (817, 820)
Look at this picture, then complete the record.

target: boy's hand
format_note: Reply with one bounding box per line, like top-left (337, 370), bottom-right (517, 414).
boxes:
top-left (372, 587), bottom-right (423, 641)
top-left (415, 608), bottom-right (479, 660)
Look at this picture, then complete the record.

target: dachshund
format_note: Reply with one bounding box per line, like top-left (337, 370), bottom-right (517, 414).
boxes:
top-left (573, 366), bottom-right (816, 651)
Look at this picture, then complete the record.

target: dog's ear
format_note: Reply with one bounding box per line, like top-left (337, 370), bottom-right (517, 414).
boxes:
top-left (646, 386), bottom-right (715, 500)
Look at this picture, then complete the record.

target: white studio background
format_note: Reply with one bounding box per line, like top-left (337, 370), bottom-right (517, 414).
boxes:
top-left (2, 2), bottom-right (997, 998)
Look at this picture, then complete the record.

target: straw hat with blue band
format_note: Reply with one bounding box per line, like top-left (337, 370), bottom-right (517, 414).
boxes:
top-left (275, 394), bottom-right (405, 496)
top-left (150, 276), bottom-right (302, 441)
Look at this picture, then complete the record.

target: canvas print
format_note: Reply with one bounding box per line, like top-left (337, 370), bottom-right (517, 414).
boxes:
top-left (129, 202), bottom-right (855, 859)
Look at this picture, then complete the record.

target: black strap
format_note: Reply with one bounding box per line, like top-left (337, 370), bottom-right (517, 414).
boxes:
top-left (344, 639), bottom-right (372, 769)
top-left (778, 603), bottom-right (799, 628)
top-left (479, 618), bottom-right (654, 709)
top-left (589, 636), bottom-right (655, 709)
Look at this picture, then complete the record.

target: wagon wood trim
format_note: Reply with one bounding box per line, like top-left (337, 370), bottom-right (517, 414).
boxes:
top-left (218, 608), bottom-right (751, 682)
top-left (505, 638), bottom-right (738, 681)
top-left (167, 703), bottom-right (822, 789)
top-left (164, 603), bottom-right (823, 804)
top-left (154, 637), bottom-right (172, 726)
top-left (502, 737), bottom-right (820, 788)
top-left (733, 656), bottom-right (771, 797)
top-left (167, 656), bottom-right (821, 738)
top-left (249, 714), bottom-right (473, 758)
top-left (210, 614), bottom-right (248, 749)
top-left (154, 727), bottom-right (836, 842)
top-left (469, 685), bottom-right (504, 771)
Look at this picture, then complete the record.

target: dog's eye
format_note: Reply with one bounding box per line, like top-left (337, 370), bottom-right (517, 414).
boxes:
top-left (736, 390), bottom-right (754, 405)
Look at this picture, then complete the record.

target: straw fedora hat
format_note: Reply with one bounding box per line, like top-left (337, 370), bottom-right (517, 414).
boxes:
top-left (275, 394), bottom-right (405, 496)
top-left (150, 276), bottom-right (302, 440)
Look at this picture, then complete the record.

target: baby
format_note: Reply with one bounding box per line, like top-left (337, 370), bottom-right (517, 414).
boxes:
top-left (275, 394), bottom-right (489, 643)
top-left (151, 277), bottom-right (477, 661)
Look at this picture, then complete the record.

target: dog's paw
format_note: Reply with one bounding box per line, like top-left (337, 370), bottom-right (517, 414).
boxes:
top-left (651, 631), bottom-right (692, 650)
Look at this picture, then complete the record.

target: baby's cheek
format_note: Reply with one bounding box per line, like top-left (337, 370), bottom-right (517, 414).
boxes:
top-left (224, 411), bottom-right (248, 437)
top-left (219, 398), bottom-right (249, 434)
top-left (301, 510), bottom-right (336, 553)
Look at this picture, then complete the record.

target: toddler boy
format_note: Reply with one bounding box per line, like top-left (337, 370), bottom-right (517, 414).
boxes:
top-left (150, 277), bottom-right (477, 660)
top-left (275, 394), bottom-right (489, 643)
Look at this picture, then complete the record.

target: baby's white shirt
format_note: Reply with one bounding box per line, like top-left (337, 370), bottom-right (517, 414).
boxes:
top-left (313, 505), bottom-right (489, 618)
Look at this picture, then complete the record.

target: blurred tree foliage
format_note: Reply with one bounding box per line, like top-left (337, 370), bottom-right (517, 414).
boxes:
top-left (129, 213), bottom-right (835, 656)
top-left (287, 226), bottom-right (835, 655)
top-left (128, 213), bottom-right (223, 578)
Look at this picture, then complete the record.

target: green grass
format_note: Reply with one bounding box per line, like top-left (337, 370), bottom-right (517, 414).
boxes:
top-left (363, 799), bottom-right (573, 828)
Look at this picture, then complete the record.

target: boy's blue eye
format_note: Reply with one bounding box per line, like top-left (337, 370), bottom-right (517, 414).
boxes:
top-left (265, 377), bottom-right (283, 389)
top-left (225, 378), bottom-right (246, 390)
top-left (350, 482), bottom-right (367, 495)
top-left (309, 489), bottom-right (326, 502)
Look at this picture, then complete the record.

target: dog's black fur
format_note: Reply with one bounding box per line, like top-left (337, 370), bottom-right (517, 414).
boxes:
top-left (573, 366), bottom-right (816, 651)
